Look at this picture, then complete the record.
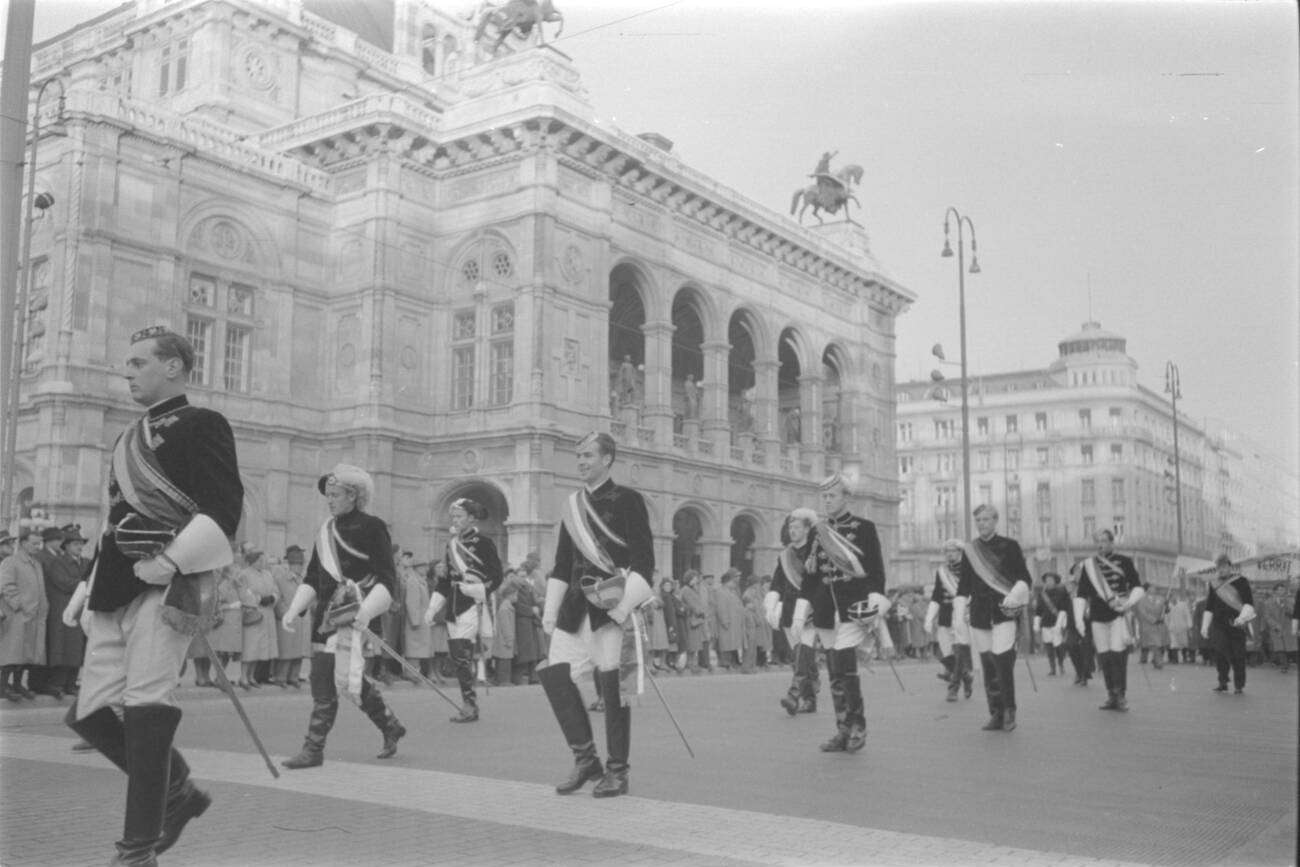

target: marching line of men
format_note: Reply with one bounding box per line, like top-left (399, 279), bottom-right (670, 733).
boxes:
top-left (31, 325), bottom-right (1291, 865)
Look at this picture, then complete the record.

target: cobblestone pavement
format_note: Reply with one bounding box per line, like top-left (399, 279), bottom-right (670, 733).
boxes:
top-left (1, 656), bottom-right (1295, 866)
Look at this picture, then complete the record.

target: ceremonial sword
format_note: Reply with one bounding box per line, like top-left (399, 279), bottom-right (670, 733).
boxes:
top-left (351, 622), bottom-right (465, 714)
top-left (196, 634), bottom-right (280, 779)
top-left (634, 611), bottom-right (695, 758)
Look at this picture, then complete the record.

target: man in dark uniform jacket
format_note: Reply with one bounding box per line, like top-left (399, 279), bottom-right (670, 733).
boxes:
top-left (1200, 553), bottom-right (1256, 695)
top-left (539, 432), bottom-right (654, 798)
top-left (280, 464), bottom-right (406, 768)
top-left (66, 327), bottom-right (243, 866)
top-left (1073, 530), bottom-right (1143, 711)
top-left (1034, 572), bottom-right (1071, 677)
top-left (765, 507), bottom-right (820, 715)
top-left (925, 539), bottom-right (974, 702)
top-left (807, 473), bottom-right (887, 754)
top-left (955, 505), bottom-right (1031, 732)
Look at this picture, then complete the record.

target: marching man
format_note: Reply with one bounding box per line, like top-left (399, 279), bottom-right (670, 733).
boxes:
top-left (805, 473), bottom-right (888, 754)
top-left (954, 505), bottom-right (1031, 732)
top-left (1201, 553), bottom-right (1255, 695)
top-left (279, 464), bottom-right (407, 769)
top-left (766, 507), bottom-right (821, 715)
top-left (66, 326), bottom-right (242, 866)
top-left (925, 539), bottom-right (973, 702)
top-left (1073, 529), bottom-right (1143, 711)
top-left (539, 432), bottom-right (654, 798)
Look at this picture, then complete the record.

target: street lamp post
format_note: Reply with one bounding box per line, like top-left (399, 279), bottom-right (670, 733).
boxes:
top-left (941, 208), bottom-right (980, 539)
top-left (1, 77), bottom-right (63, 532)
top-left (1164, 361), bottom-right (1184, 560)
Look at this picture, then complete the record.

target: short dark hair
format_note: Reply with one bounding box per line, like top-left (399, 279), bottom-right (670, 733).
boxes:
top-left (143, 330), bottom-right (196, 374)
top-left (1096, 529), bottom-right (1115, 542)
top-left (578, 431), bottom-right (617, 462)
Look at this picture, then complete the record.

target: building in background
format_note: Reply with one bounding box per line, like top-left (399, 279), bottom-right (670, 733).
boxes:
top-left (893, 321), bottom-right (1299, 588)
top-left (6, 0), bottom-right (913, 575)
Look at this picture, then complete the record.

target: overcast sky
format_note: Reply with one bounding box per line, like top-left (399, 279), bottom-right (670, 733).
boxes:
top-left (9, 0), bottom-right (1299, 477)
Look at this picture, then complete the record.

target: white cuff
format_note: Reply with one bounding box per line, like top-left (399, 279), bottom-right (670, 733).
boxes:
top-left (609, 570), bottom-right (653, 623)
top-left (355, 584), bottom-right (392, 624)
top-left (459, 580), bottom-right (486, 603)
top-left (1033, 616), bottom-right (1042, 632)
top-left (283, 584), bottom-right (317, 622)
top-left (1123, 585), bottom-right (1145, 612)
top-left (62, 582), bottom-right (88, 628)
top-left (1234, 603), bottom-right (1256, 625)
top-left (428, 592), bottom-right (447, 619)
top-left (162, 514), bottom-right (232, 575)
top-left (543, 578), bottom-right (567, 624)
top-left (1201, 610), bottom-right (1213, 634)
top-left (868, 592), bottom-right (890, 617)
top-left (1003, 581), bottom-right (1029, 609)
top-left (792, 598), bottom-right (810, 626)
top-left (925, 600), bottom-right (940, 626)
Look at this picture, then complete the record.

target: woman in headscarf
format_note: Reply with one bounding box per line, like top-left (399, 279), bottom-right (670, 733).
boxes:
top-left (235, 546), bottom-right (278, 689)
top-left (426, 498), bottom-right (502, 723)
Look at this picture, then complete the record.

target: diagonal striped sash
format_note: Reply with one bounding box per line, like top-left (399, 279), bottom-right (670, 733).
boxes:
top-left (561, 489), bottom-right (622, 576)
top-left (962, 540), bottom-right (1014, 595)
top-left (815, 521), bottom-right (867, 578)
top-left (111, 416), bottom-right (198, 530)
top-left (779, 546), bottom-right (806, 591)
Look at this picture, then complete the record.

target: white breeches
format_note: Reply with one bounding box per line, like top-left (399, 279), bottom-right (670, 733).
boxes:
top-left (447, 606), bottom-right (479, 641)
top-left (970, 621), bottom-right (1017, 655)
top-left (547, 615), bottom-right (623, 681)
top-left (816, 616), bottom-right (868, 651)
top-left (786, 622), bottom-right (817, 649)
top-left (1091, 618), bottom-right (1130, 654)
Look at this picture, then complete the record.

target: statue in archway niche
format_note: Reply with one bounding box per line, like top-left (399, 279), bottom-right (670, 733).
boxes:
top-left (784, 407), bottom-right (802, 444)
top-left (791, 151), bottom-right (864, 226)
top-left (616, 355), bottom-right (639, 406)
top-left (683, 374), bottom-right (700, 420)
top-left (739, 386), bottom-right (757, 433)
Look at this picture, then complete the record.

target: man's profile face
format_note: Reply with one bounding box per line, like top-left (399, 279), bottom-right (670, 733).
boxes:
top-left (787, 517), bottom-right (810, 546)
top-left (820, 484), bottom-right (847, 516)
top-left (1096, 534), bottom-right (1114, 556)
top-left (576, 442), bottom-right (611, 486)
top-left (124, 338), bottom-right (176, 407)
top-left (974, 511), bottom-right (997, 538)
top-left (325, 484), bottom-right (357, 517)
top-left (945, 545), bottom-right (963, 567)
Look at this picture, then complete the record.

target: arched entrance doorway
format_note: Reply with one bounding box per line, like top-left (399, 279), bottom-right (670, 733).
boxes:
top-left (730, 514), bottom-right (758, 576)
top-left (672, 507), bottom-right (704, 579)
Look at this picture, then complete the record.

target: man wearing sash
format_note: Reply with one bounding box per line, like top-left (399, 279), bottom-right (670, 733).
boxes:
top-left (765, 507), bottom-right (821, 715)
top-left (1034, 572), bottom-right (1070, 677)
top-left (65, 327), bottom-right (243, 866)
top-left (539, 432), bottom-right (654, 798)
top-left (1200, 553), bottom-right (1255, 695)
top-left (1072, 529), bottom-right (1143, 711)
top-left (954, 505), bottom-right (1031, 732)
top-left (426, 497), bottom-right (502, 723)
top-left (279, 464), bottom-right (406, 768)
top-left (808, 473), bottom-right (888, 753)
top-left (925, 539), bottom-right (973, 702)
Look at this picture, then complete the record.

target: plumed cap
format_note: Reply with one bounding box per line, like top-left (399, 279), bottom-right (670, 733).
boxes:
top-left (318, 463), bottom-right (375, 505)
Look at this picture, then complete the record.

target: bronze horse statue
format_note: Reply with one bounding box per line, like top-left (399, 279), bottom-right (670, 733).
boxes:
top-left (790, 164), bottom-right (864, 225)
top-left (475, 0), bottom-right (564, 54)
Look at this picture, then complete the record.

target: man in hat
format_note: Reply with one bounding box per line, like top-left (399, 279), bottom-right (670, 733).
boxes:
top-left (1, 528), bottom-right (49, 701)
top-left (271, 545), bottom-right (309, 687)
top-left (1073, 529), bottom-right (1143, 711)
top-left (25, 525), bottom-right (66, 695)
top-left (805, 473), bottom-right (887, 754)
top-left (539, 432), bottom-right (654, 798)
top-left (0, 533), bottom-right (14, 559)
top-left (279, 464), bottom-right (406, 769)
top-left (1201, 553), bottom-right (1255, 695)
top-left (37, 525), bottom-right (89, 699)
top-left (954, 505), bottom-right (1032, 732)
top-left (924, 539), bottom-right (974, 702)
top-left (65, 326), bottom-right (244, 866)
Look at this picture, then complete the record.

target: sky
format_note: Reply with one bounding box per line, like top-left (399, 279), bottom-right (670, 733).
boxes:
top-left (6, 0), bottom-right (1299, 475)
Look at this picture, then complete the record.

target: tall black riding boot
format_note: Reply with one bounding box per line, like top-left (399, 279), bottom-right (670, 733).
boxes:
top-left (799, 643), bottom-right (820, 711)
top-left (1114, 652), bottom-right (1129, 710)
top-left (819, 649), bottom-right (850, 751)
top-left (110, 705), bottom-right (182, 866)
top-left (67, 706), bottom-right (211, 854)
top-left (448, 639), bottom-right (479, 722)
top-left (781, 644), bottom-right (804, 715)
top-left (1098, 652), bottom-right (1121, 709)
top-left (540, 663), bottom-right (604, 794)
top-left (359, 680), bottom-right (406, 758)
top-left (994, 650), bottom-right (1017, 731)
top-left (956, 644), bottom-right (974, 697)
top-left (979, 651), bottom-right (1003, 730)
top-left (837, 649), bottom-right (866, 752)
top-left (282, 698), bottom-right (338, 768)
top-left (592, 669), bottom-right (630, 798)
top-left (939, 654), bottom-right (955, 682)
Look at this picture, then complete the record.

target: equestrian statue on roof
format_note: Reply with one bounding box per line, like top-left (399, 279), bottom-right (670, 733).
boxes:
top-left (791, 150), bottom-right (864, 226)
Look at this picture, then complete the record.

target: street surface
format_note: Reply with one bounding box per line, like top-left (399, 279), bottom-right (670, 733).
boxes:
top-left (1, 656), bottom-right (1295, 866)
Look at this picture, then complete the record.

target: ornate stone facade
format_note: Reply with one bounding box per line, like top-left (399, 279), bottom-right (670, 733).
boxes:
top-left (12, 0), bottom-right (914, 577)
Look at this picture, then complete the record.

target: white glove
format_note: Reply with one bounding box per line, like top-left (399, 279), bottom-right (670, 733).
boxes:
top-left (458, 579), bottom-right (487, 604)
top-left (924, 600), bottom-right (939, 635)
top-left (542, 577), bottom-right (567, 635)
top-left (1055, 611), bottom-right (1068, 631)
top-left (63, 582), bottom-right (88, 628)
top-left (1002, 581), bottom-right (1029, 610)
top-left (1200, 610), bottom-right (1212, 641)
top-left (353, 582), bottom-right (392, 625)
top-left (1232, 603), bottom-right (1256, 627)
top-left (281, 584), bottom-right (316, 632)
top-left (953, 596), bottom-right (969, 626)
top-left (1122, 585), bottom-right (1145, 613)
top-left (792, 598), bottom-right (811, 628)
top-left (1291, 618), bottom-right (1298, 638)
top-left (763, 591), bottom-right (781, 631)
top-left (1073, 598), bottom-right (1088, 635)
top-left (424, 592), bottom-right (447, 626)
top-left (1033, 615), bottom-right (1042, 633)
top-left (868, 592), bottom-right (890, 617)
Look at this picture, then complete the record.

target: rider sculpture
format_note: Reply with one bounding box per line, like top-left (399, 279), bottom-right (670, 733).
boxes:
top-left (475, 0), bottom-right (564, 55)
top-left (791, 151), bottom-right (864, 226)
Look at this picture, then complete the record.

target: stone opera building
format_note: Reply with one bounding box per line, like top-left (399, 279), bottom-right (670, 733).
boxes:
top-left (10, 0), bottom-right (914, 576)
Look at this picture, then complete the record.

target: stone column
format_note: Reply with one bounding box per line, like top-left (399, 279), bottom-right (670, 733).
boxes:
top-left (799, 371), bottom-right (823, 473)
top-left (701, 339), bottom-right (731, 443)
top-left (754, 358), bottom-right (780, 459)
top-left (642, 319), bottom-right (675, 446)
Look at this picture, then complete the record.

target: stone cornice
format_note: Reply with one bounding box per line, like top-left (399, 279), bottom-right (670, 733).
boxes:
top-left (263, 94), bottom-right (914, 315)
